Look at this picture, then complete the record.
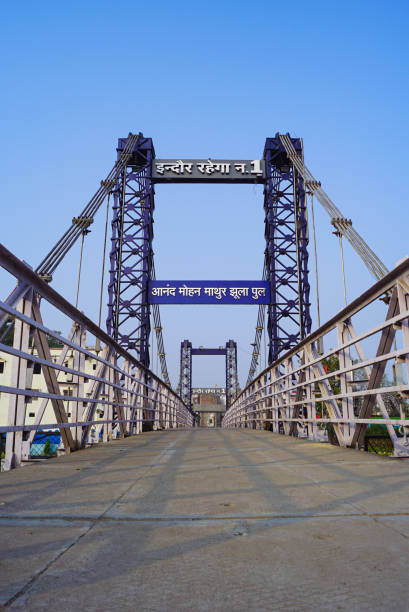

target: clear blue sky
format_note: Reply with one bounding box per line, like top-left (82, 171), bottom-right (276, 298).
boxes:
top-left (1, 0), bottom-right (408, 387)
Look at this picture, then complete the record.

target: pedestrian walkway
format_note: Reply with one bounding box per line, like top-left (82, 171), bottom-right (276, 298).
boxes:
top-left (1, 429), bottom-right (409, 611)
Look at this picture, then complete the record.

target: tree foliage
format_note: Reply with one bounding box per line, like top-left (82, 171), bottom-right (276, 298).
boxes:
top-left (0, 320), bottom-right (63, 348)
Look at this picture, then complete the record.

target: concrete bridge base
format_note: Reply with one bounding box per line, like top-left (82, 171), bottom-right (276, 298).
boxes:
top-left (1, 429), bottom-right (409, 611)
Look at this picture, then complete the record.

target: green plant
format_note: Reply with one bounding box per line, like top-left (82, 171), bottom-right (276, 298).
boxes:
top-left (0, 320), bottom-right (14, 346)
top-left (47, 332), bottom-right (64, 348)
top-left (43, 438), bottom-right (51, 456)
top-left (366, 423), bottom-right (387, 436)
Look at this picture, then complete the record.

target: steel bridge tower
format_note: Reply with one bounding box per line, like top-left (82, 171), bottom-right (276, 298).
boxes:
top-left (264, 134), bottom-right (311, 363)
top-left (225, 339), bottom-right (239, 410)
top-left (179, 340), bottom-right (192, 408)
top-left (107, 134), bottom-right (155, 368)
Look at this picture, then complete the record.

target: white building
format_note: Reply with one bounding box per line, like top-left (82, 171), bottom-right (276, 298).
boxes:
top-left (0, 346), bottom-right (102, 428)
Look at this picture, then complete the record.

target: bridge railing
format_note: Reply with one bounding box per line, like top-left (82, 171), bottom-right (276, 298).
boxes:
top-left (223, 258), bottom-right (409, 457)
top-left (0, 244), bottom-right (193, 471)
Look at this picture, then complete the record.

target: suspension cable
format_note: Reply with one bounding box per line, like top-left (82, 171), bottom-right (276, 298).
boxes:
top-left (114, 171), bottom-right (127, 342)
top-left (36, 133), bottom-right (140, 279)
top-left (246, 259), bottom-right (267, 386)
top-left (333, 226), bottom-right (348, 306)
top-left (151, 260), bottom-right (171, 387)
top-left (73, 218), bottom-right (93, 309)
top-left (339, 233), bottom-right (347, 306)
top-left (292, 164), bottom-right (303, 339)
top-left (34, 132), bottom-right (172, 388)
top-left (75, 232), bottom-right (85, 309)
top-left (279, 134), bottom-right (388, 281)
top-left (156, 318), bottom-right (159, 377)
top-left (98, 193), bottom-right (111, 329)
top-left (309, 192), bottom-right (321, 327)
top-left (263, 309), bottom-right (267, 370)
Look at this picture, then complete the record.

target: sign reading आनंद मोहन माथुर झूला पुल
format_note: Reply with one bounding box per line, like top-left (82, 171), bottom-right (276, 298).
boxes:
top-left (151, 159), bottom-right (266, 183)
top-left (149, 281), bottom-right (270, 305)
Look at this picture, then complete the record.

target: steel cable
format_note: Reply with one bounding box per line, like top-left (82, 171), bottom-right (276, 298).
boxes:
top-left (246, 259), bottom-right (268, 386)
top-left (36, 134), bottom-right (139, 277)
top-left (151, 260), bottom-right (171, 387)
top-left (45, 135), bottom-right (137, 273)
top-left (279, 134), bottom-right (388, 281)
top-left (34, 132), bottom-right (173, 388)
top-left (98, 194), bottom-right (111, 328)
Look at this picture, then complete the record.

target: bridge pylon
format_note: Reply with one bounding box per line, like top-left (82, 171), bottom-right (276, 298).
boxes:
top-left (264, 134), bottom-right (312, 363)
top-left (106, 134), bottom-right (155, 368)
top-left (178, 340), bottom-right (239, 413)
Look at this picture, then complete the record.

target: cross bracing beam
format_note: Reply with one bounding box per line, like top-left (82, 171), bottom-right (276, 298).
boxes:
top-left (191, 348), bottom-right (226, 355)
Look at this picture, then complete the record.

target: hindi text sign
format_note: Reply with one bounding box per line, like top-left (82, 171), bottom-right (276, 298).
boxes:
top-left (152, 159), bottom-right (266, 183)
top-left (149, 281), bottom-right (270, 305)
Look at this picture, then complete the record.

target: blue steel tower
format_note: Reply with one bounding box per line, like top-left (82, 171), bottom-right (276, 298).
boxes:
top-left (264, 134), bottom-right (311, 363)
top-left (107, 133), bottom-right (155, 368)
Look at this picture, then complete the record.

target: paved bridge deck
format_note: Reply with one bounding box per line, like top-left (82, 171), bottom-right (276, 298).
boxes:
top-left (1, 429), bottom-right (409, 611)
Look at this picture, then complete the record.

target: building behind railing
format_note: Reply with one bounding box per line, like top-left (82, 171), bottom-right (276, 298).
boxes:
top-left (0, 243), bottom-right (194, 471)
top-left (0, 345), bottom-right (103, 428)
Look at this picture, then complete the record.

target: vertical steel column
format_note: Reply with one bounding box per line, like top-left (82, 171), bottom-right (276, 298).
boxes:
top-left (107, 134), bottom-right (155, 368)
top-left (225, 339), bottom-right (239, 411)
top-left (264, 134), bottom-right (311, 364)
top-left (180, 340), bottom-right (192, 409)
top-left (4, 291), bottom-right (32, 470)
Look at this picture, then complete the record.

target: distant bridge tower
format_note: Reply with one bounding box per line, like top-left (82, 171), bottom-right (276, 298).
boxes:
top-left (179, 340), bottom-right (193, 408)
top-left (225, 339), bottom-right (239, 410)
top-left (264, 134), bottom-right (311, 363)
top-left (179, 340), bottom-right (239, 411)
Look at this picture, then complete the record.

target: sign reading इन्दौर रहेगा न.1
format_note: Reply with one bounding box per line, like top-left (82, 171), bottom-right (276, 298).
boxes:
top-left (151, 159), bottom-right (266, 183)
top-left (149, 281), bottom-right (270, 305)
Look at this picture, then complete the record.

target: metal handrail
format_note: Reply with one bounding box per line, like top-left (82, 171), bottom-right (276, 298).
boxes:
top-left (0, 242), bottom-right (193, 470)
top-left (223, 258), bottom-right (409, 457)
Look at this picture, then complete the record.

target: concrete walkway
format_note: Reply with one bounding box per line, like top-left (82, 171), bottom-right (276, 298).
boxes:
top-left (1, 429), bottom-right (409, 611)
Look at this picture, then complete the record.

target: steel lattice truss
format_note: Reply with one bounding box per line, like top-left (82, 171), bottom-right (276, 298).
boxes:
top-left (264, 135), bottom-right (312, 364)
top-left (179, 340), bottom-right (192, 408)
top-left (107, 136), bottom-right (155, 369)
top-left (225, 339), bottom-right (239, 411)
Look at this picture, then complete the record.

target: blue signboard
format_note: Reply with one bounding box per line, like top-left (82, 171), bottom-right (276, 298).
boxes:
top-left (149, 281), bottom-right (270, 305)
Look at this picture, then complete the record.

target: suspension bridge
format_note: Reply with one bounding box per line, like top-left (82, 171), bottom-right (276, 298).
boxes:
top-left (0, 133), bottom-right (408, 610)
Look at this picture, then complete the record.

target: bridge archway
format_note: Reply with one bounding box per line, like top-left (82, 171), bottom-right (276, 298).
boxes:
top-left (105, 134), bottom-right (311, 380)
